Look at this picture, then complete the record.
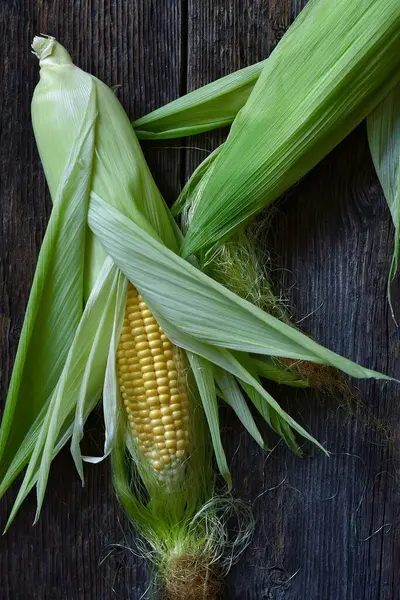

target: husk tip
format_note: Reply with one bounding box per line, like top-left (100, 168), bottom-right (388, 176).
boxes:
top-left (31, 35), bottom-right (55, 60)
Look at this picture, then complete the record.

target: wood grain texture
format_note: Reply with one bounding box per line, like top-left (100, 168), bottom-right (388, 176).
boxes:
top-left (1, 1), bottom-right (400, 599)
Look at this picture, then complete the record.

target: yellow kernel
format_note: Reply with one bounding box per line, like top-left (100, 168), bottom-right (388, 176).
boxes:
top-left (168, 370), bottom-right (178, 379)
top-left (162, 415), bottom-right (173, 425)
top-left (151, 419), bottom-right (163, 427)
top-left (176, 430), bottom-right (184, 440)
top-left (176, 450), bottom-right (185, 459)
top-left (149, 340), bottom-right (162, 349)
top-left (161, 455), bottom-right (171, 464)
top-left (165, 439), bottom-right (177, 449)
top-left (159, 448), bottom-right (169, 456)
top-left (138, 349), bottom-right (151, 359)
top-left (152, 461), bottom-right (163, 471)
top-left (166, 360), bottom-right (175, 370)
top-left (146, 396), bottom-right (159, 406)
top-left (154, 361), bottom-right (166, 371)
top-left (164, 424), bottom-right (175, 432)
top-left (147, 332), bottom-right (160, 342)
top-left (169, 380), bottom-right (178, 388)
top-left (120, 334), bottom-right (132, 343)
top-left (164, 350), bottom-right (173, 359)
top-left (155, 368), bottom-right (168, 378)
top-left (125, 371), bottom-right (142, 381)
top-left (161, 405), bottom-right (172, 416)
top-left (127, 356), bottom-right (139, 365)
top-left (131, 325), bottom-right (145, 334)
top-left (163, 340), bottom-right (172, 349)
top-left (153, 426), bottom-right (164, 436)
top-left (125, 349), bottom-right (137, 358)
top-left (165, 431), bottom-right (176, 440)
top-left (149, 409), bottom-right (161, 419)
top-left (131, 380), bottom-right (146, 389)
top-left (143, 314), bottom-right (155, 322)
top-left (144, 380), bottom-right (157, 390)
top-left (143, 372), bottom-right (156, 382)
top-left (177, 439), bottom-right (186, 450)
top-left (159, 394), bottom-right (170, 404)
top-left (129, 317), bottom-right (143, 327)
top-left (160, 333), bottom-right (168, 341)
top-left (170, 403), bottom-right (181, 411)
top-left (156, 377), bottom-right (169, 387)
top-left (158, 386), bottom-right (169, 394)
top-left (134, 334), bottom-right (148, 344)
top-left (145, 324), bottom-right (159, 333)
top-left (140, 356), bottom-right (153, 366)
top-left (136, 341), bottom-right (150, 352)
top-left (141, 364), bottom-right (154, 374)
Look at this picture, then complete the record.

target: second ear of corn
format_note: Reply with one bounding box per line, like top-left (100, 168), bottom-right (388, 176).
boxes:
top-left (178, 0), bottom-right (400, 257)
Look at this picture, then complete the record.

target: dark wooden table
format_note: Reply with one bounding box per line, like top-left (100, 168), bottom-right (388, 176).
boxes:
top-left (1, 1), bottom-right (399, 599)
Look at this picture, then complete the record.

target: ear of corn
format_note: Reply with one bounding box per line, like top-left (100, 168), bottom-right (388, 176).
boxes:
top-left (1, 36), bottom-right (394, 575)
top-left (180, 0), bottom-right (400, 258)
top-left (2, 33), bottom-right (398, 594)
top-left (118, 283), bottom-right (191, 479)
top-left (368, 84), bottom-right (400, 318)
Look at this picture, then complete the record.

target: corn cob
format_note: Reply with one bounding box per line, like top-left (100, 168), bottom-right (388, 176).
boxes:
top-left (117, 284), bottom-right (190, 478)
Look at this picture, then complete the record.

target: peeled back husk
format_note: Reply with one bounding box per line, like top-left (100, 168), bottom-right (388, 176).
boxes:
top-left (367, 83), bottom-right (400, 318)
top-left (181, 0), bottom-right (400, 258)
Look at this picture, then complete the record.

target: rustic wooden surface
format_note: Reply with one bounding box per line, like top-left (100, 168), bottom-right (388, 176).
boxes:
top-left (1, 1), bottom-right (399, 599)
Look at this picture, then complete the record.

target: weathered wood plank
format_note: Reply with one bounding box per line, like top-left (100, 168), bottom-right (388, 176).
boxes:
top-left (1, 1), bottom-right (400, 599)
top-left (0, 1), bottom-right (181, 599)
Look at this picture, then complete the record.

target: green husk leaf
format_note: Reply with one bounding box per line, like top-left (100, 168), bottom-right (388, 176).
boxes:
top-left (68, 260), bottom-right (121, 481)
top-left (214, 367), bottom-right (265, 449)
top-left (181, 0), bottom-right (400, 257)
top-left (6, 257), bottom-right (119, 524)
top-left (367, 83), bottom-right (400, 318)
top-left (133, 62), bottom-right (264, 140)
top-left (89, 194), bottom-right (391, 382)
top-left (253, 357), bottom-right (310, 387)
top-left (0, 88), bottom-right (96, 486)
top-left (188, 354), bottom-right (231, 487)
top-left (85, 272), bottom-right (127, 464)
